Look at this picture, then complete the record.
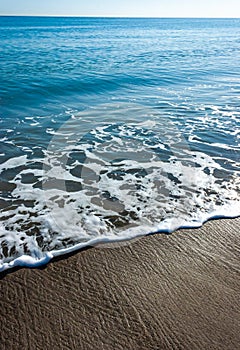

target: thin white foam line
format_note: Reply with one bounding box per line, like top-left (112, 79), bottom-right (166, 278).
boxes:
top-left (1, 210), bottom-right (239, 273)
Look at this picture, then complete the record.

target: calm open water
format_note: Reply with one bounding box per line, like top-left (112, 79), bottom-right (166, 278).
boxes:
top-left (0, 17), bottom-right (239, 271)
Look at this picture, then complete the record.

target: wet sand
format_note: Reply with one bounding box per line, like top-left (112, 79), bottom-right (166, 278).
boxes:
top-left (0, 217), bottom-right (240, 350)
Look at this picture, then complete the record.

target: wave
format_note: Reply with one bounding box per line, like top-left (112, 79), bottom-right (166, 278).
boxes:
top-left (0, 103), bottom-right (239, 272)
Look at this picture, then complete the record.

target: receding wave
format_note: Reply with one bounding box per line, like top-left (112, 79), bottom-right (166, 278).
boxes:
top-left (0, 103), bottom-right (239, 272)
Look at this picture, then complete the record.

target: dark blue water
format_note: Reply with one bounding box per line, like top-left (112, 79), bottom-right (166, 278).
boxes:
top-left (0, 17), bottom-right (239, 271)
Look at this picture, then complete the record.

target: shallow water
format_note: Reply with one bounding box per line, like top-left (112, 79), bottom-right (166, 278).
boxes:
top-left (0, 17), bottom-right (239, 271)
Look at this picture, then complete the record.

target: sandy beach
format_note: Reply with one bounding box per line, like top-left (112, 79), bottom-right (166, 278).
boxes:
top-left (0, 217), bottom-right (239, 350)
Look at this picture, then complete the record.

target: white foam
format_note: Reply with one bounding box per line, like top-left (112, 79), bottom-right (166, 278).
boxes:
top-left (0, 155), bottom-right (28, 174)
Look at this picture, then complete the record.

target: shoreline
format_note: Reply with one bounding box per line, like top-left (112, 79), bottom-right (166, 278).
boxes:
top-left (1, 213), bottom-right (239, 274)
top-left (1, 217), bottom-right (240, 349)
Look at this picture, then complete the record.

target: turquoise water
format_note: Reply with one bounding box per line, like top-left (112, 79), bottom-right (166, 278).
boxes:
top-left (0, 17), bottom-right (239, 271)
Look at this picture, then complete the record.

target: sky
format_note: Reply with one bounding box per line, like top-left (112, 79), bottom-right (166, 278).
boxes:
top-left (0, 0), bottom-right (240, 18)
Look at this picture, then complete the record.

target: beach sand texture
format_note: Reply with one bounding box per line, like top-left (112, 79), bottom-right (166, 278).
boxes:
top-left (0, 217), bottom-right (239, 350)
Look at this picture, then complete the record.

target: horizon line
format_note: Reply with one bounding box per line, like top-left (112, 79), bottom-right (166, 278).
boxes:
top-left (0, 15), bottom-right (240, 19)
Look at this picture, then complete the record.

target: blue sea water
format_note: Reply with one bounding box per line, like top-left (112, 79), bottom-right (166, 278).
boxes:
top-left (0, 16), bottom-right (239, 271)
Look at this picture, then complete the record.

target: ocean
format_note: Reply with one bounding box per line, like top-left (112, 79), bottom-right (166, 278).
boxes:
top-left (0, 16), bottom-right (239, 272)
